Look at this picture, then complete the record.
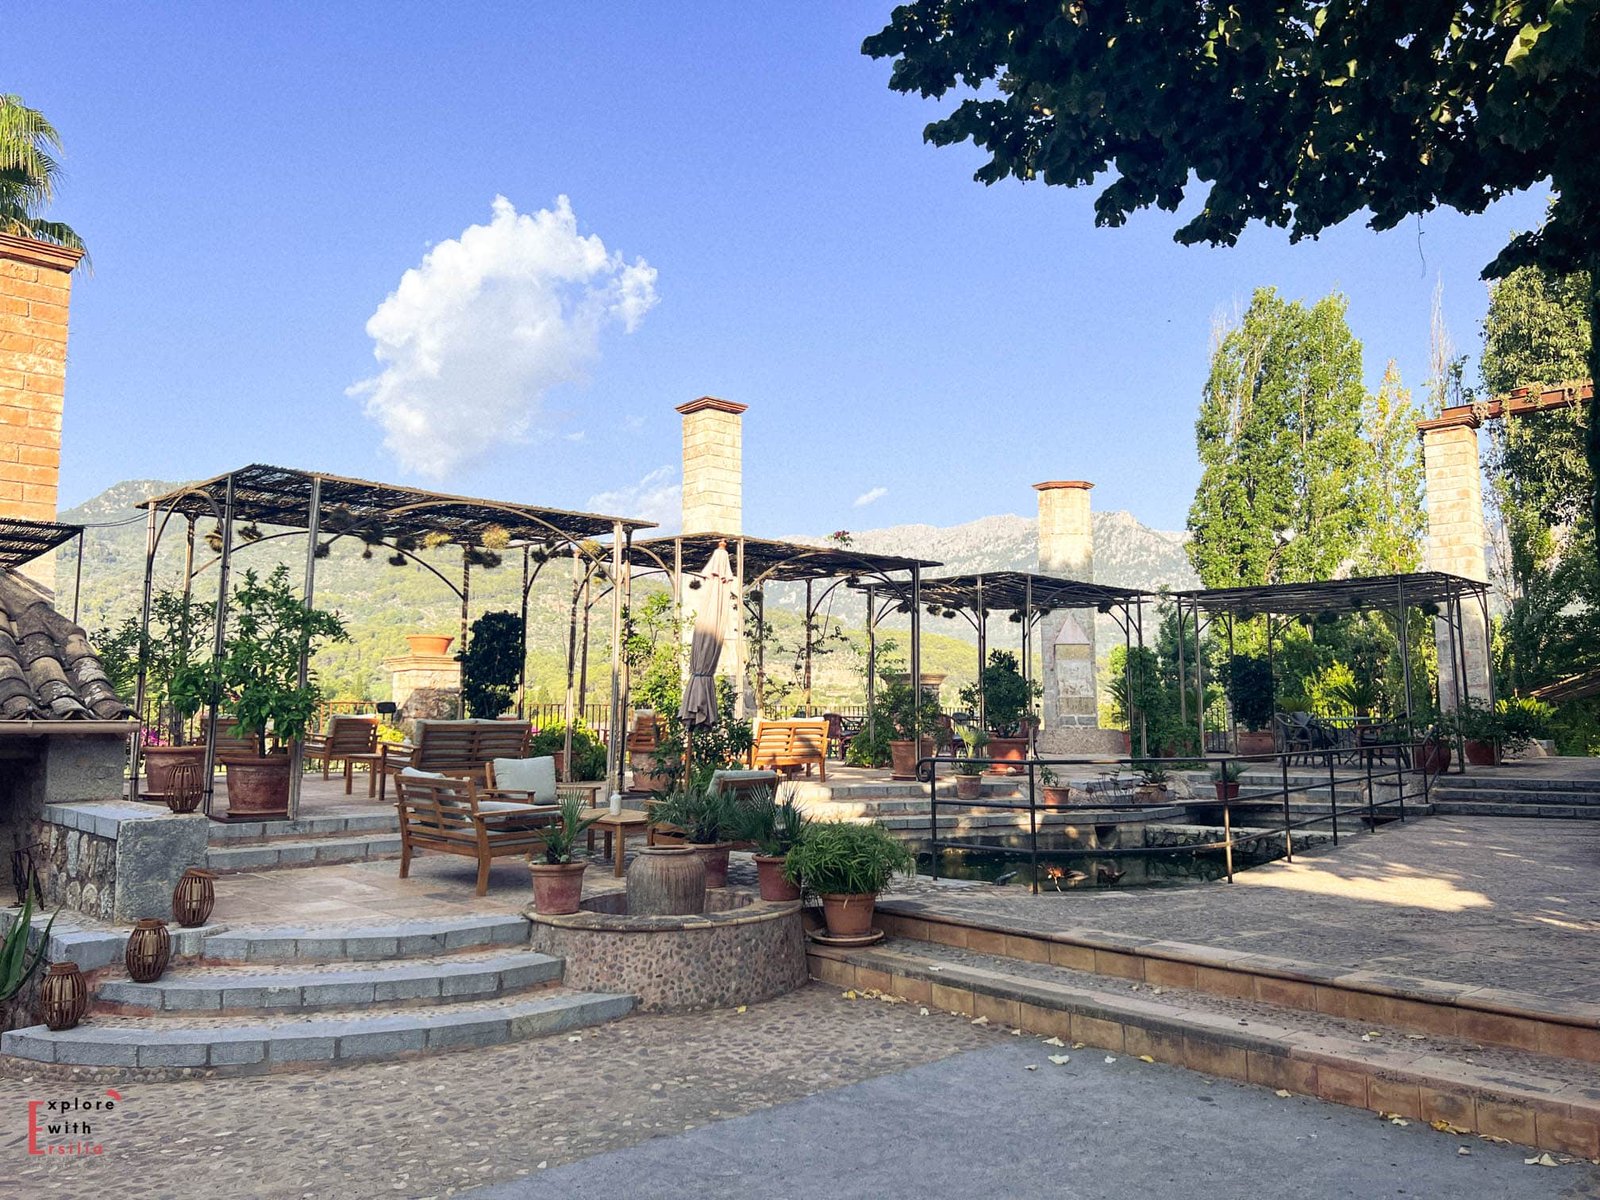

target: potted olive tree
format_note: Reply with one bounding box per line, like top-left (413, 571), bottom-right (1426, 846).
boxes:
top-left (648, 786), bottom-right (737, 887)
top-left (733, 787), bottom-right (810, 901)
top-left (530, 794), bottom-right (601, 914)
top-left (784, 820), bottom-right (913, 938)
top-left (960, 651), bottom-right (1041, 772)
top-left (177, 566), bottom-right (348, 820)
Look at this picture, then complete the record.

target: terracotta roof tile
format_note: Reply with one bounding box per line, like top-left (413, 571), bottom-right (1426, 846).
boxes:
top-left (0, 568), bottom-right (131, 721)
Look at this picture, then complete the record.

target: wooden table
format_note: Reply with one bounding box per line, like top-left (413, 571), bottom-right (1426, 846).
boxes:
top-left (583, 808), bottom-right (651, 877)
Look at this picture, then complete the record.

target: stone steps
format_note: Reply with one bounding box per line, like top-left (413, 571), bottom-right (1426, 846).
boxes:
top-left (810, 939), bottom-right (1600, 1157)
top-left (204, 831), bottom-right (402, 872)
top-left (1, 988), bottom-right (633, 1072)
top-left (95, 948), bottom-right (562, 1014)
top-left (202, 913), bottom-right (530, 962)
top-left (1431, 788), bottom-right (1600, 805)
top-left (206, 810), bottom-right (397, 842)
top-left (1431, 800), bottom-right (1600, 819)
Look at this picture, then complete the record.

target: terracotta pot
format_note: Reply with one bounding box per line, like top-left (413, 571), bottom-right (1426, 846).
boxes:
top-left (142, 744), bottom-right (206, 797)
top-left (39, 962), bottom-right (88, 1031)
top-left (820, 892), bottom-right (877, 938)
top-left (1463, 739), bottom-right (1501, 767)
top-left (888, 737), bottom-right (935, 781)
top-left (1413, 741), bottom-right (1451, 775)
top-left (1040, 785), bottom-right (1074, 808)
top-left (1236, 730), bottom-right (1276, 758)
top-left (954, 773), bottom-right (983, 801)
top-left (1214, 781), bottom-right (1241, 801)
top-left (405, 634), bottom-right (454, 656)
top-left (125, 919), bottom-right (171, 982)
top-left (172, 868), bottom-right (217, 927)
top-left (1133, 784), bottom-right (1167, 803)
top-left (627, 846), bottom-right (705, 914)
top-left (754, 854), bottom-right (801, 902)
top-left (223, 753), bottom-right (292, 820)
top-left (529, 861), bottom-right (587, 914)
top-left (690, 842), bottom-right (732, 888)
top-left (986, 736), bottom-right (1028, 775)
top-left (628, 753), bottom-right (671, 794)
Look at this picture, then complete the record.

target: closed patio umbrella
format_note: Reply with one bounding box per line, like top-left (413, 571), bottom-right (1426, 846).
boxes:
top-left (679, 542), bottom-right (736, 762)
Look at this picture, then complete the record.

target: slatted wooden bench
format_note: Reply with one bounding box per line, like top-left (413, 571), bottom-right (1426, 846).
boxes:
top-left (378, 720), bottom-right (532, 802)
top-left (393, 773), bottom-right (557, 895)
top-left (749, 718), bottom-right (829, 780)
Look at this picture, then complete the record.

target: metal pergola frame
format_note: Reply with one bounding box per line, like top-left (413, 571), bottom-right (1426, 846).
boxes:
top-left (859, 571), bottom-right (1153, 756)
top-left (628, 534), bottom-right (942, 745)
top-left (1169, 571), bottom-right (1493, 766)
top-left (0, 517), bottom-right (86, 622)
top-left (134, 464), bottom-right (655, 817)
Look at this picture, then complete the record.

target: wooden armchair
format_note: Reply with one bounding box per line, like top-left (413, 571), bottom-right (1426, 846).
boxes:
top-left (305, 715), bottom-right (383, 795)
top-left (394, 772), bottom-right (556, 896)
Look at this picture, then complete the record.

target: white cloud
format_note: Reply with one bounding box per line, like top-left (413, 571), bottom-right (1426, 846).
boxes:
top-left (564, 431), bottom-right (587, 443)
top-left (349, 195), bottom-right (658, 477)
top-left (588, 465), bottom-right (681, 531)
top-left (853, 486), bottom-right (889, 508)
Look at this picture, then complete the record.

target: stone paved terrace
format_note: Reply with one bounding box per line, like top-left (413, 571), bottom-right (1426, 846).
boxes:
top-left (884, 815), bottom-right (1600, 1005)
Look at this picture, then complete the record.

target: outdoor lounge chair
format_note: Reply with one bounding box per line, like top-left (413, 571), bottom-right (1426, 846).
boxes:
top-left (394, 769), bottom-right (560, 896)
top-left (377, 719), bottom-right (533, 802)
top-left (304, 714), bottom-right (383, 795)
top-left (749, 718), bottom-right (829, 780)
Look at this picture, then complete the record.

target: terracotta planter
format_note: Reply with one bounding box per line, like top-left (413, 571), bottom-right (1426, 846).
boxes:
top-left (690, 842), bottom-right (732, 888)
top-left (142, 744), bottom-right (206, 797)
top-left (405, 634), bottom-right (454, 656)
top-left (626, 846), bottom-right (705, 915)
top-left (820, 892), bottom-right (877, 938)
top-left (125, 919), bottom-right (171, 982)
top-left (754, 854), bottom-right (801, 902)
top-left (888, 738), bottom-right (934, 781)
top-left (530, 861), bottom-right (587, 914)
top-left (172, 867), bottom-right (217, 927)
top-left (954, 773), bottom-right (983, 801)
top-left (1040, 785), bottom-right (1074, 808)
top-left (986, 736), bottom-right (1028, 775)
top-left (1134, 784), bottom-right (1168, 803)
top-left (223, 753), bottom-right (292, 820)
top-left (628, 753), bottom-right (672, 794)
top-left (1464, 739), bottom-right (1501, 767)
top-left (39, 962), bottom-right (88, 1031)
top-left (1214, 781), bottom-right (1241, 802)
top-left (1413, 741), bottom-right (1451, 775)
top-left (1236, 730), bottom-right (1276, 758)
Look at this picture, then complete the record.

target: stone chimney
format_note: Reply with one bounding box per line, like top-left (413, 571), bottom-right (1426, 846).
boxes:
top-left (676, 397), bottom-right (745, 535)
top-left (1034, 480), bottom-right (1112, 750)
top-left (0, 234), bottom-right (84, 592)
top-left (1418, 412), bottom-right (1491, 710)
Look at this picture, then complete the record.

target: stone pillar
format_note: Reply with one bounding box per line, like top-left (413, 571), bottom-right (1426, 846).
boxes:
top-left (0, 234), bottom-right (83, 593)
top-left (1418, 416), bottom-right (1491, 710)
top-left (1035, 481), bottom-right (1118, 753)
top-left (677, 397), bottom-right (745, 535)
top-left (383, 635), bottom-right (462, 717)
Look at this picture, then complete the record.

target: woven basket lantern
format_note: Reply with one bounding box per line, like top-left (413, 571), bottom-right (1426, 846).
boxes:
top-left (39, 962), bottom-right (89, 1031)
top-left (171, 868), bottom-right (216, 928)
top-left (165, 761), bottom-right (204, 814)
top-left (125, 919), bottom-right (171, 982)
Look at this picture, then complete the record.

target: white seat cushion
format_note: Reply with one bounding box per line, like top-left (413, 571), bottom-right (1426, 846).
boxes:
top-left (399, 767), bottom-right (450, 780)
top-left (491, 756), bottom-right (558, 804)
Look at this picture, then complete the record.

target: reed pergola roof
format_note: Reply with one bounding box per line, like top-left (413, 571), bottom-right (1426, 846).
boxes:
top-left (630, 533), bottom-right (940, 585)
top-left (0, 517), bottom-right (82, 570)
top-left (866, 570), bottom-right (1150, 613)
top-left (1170, 571), bottom-right (1487, 618)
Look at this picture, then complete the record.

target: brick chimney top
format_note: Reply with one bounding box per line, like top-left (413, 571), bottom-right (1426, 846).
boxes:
top-left (675, 397), bottom-right (747, 417)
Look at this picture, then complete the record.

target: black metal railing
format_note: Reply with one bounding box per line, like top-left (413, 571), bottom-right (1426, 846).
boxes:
top-left (922, 742), bottom-right (1439, 894)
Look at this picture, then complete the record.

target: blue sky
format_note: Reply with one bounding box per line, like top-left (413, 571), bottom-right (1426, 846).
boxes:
top-left (7, 1), bottom-right (1548, 533)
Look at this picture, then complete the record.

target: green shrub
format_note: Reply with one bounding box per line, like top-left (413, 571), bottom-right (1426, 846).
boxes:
top-left (530, 718), bottom-right (608, 781)
top-left (783, 821), bottom-right (913, 896)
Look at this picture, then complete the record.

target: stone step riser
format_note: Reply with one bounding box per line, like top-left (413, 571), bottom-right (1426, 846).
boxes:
top-left (1431, 791), bottom-right (1600, 805)
top-left (1, 990), bottom-right (635, 1074)
top-left (206, 813), bottom-right (397, 843)
top-left (94, 952), bottom-right (563, 1016)
top-left (204, 834), bottom-right (401, 872)
top-left (202, 915), bottom-right (531, 964)
top-left (1432, 803), bottom-right (1600, 820)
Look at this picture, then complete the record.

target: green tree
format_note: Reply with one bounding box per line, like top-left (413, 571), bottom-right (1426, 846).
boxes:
top-left (1355, 362), bottom-right (1426, 575)
top-left (460, 610), bottom-right (524, 718)
top-left (0, 94), bottom-right (85, 251)
top-left (1186, 288), bottom-right (1365, 588)
top-left (864, 1), bottom-right (1600, 563)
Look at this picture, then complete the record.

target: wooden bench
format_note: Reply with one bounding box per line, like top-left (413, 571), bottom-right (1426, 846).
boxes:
top-left (750, 718), bottom-right (829, 780)
top-left (394, 773), bottom-right (561, 896)
top-left (304, 715), bottom-right (383, 795)
top-left (378, 720), bottom-right (532, 802)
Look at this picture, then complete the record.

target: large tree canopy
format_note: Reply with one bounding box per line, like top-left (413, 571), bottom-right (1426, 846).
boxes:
top-left (864, 1), bottom-right (1600, 546)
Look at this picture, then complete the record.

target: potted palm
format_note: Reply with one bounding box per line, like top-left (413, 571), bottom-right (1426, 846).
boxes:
top-left (1135, 764), bottom-right (1171, 802)
top-left (177, 566), bottom-right (348, 820)
top-left (951, 722), bottom-right (988, 800)
top-left (960, 651), bottom-right (1041, 773)
top-left (529, 794), bottom-right (600, 914)
top-left (783, 820), bottom-right (914, 939)
top-left (648, 786), bottom-right (737, 887)
top-left (733, 787), bottom-right (810, 901)
top-left (1211, 760), bottom-right (1245, 801)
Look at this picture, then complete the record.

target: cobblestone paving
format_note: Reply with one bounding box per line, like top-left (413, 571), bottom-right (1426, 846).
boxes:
top-left (0, 984), bottom-right (1003, 1199)
top-left (886, 816), bottom-right (1600, 1002)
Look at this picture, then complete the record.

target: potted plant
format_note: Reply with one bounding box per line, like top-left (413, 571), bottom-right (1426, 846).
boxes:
top-left (880, 673), bottom-right (939, 780)
top-left (648, 786), bottom-right (737, 887)
top-left (960, 651), bottom-right (1041, 773)
top-left (177, 565), bottom-right (348, 819)
top-left (1442, 698), bottom-right (1504, 766)
top-left (783, 820), bottom-right (914, 938)
top-left (1224, 654), bottom-right (1277, 757)
top-left (530, 793), bottom-right (600, 914)
top-left (1037, 764), bottom-right (1073, 808)
top-left (1135, 764), bottom-right (1170, 802)
top-left (952, 756), bottom-right (985, 800)
top-left (125, 589), bottom-right (214, 794)
top-left (1211, 760), bottom-right (1245, 801)
top-left (733, 787), bottom-right (809, 901)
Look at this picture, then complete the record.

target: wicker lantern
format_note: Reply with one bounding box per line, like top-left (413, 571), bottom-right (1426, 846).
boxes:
top-left (171, 868), bottom-right (216, 928)
top-left (125, 919), bottom-right (171, 982)
top-left (165, 762), bottom-right (203, 815)
top-left (39, 962), bottom-right (89, 1031)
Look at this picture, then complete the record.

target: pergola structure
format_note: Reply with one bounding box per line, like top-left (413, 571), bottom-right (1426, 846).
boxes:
top-left (136, 464), bottom-right (655, 816)
top-left (628, 533), bottom-right (941, 731)
top-left (0, 517), bottom-right (85, 621)
top-left (1169, 571), bottom-right (1492, 755)
top-left (859, 571), bottom-right (1152, 754)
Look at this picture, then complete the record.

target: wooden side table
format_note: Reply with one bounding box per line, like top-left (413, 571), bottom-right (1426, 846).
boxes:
top-left (584, 808), bottom-right (651, 877)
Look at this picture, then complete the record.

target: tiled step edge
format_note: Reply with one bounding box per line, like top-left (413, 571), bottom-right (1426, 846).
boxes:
top-left (873, 899), bottom-right (1600, 1063)
top-left (204, 833), bottom-right (402, 871)
top-left (202, 914), bottom-right (530, 963)
top-left (1, 990), bottom-right (634, 1074)
top-left (810, 942), bottom-right (1600, 1158)
top-left (95, 950), bottom-right (563, 1014)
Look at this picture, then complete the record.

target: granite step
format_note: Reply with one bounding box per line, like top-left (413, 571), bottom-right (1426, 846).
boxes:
top-left (1431, 800), bottom-right (1600, 819)
top-left (201, 913), bottom-right (530, 963)
top-left (0, 988), bottom-right (634, 1073)
top-left (95, 948), bottom-right (562, 1015)
top-left (204, 831), bottom-right (401, 872)
top-left (206, 810), bottom-right (397, 842)
top-left (1430, 788), bottom-right (1600, 806)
